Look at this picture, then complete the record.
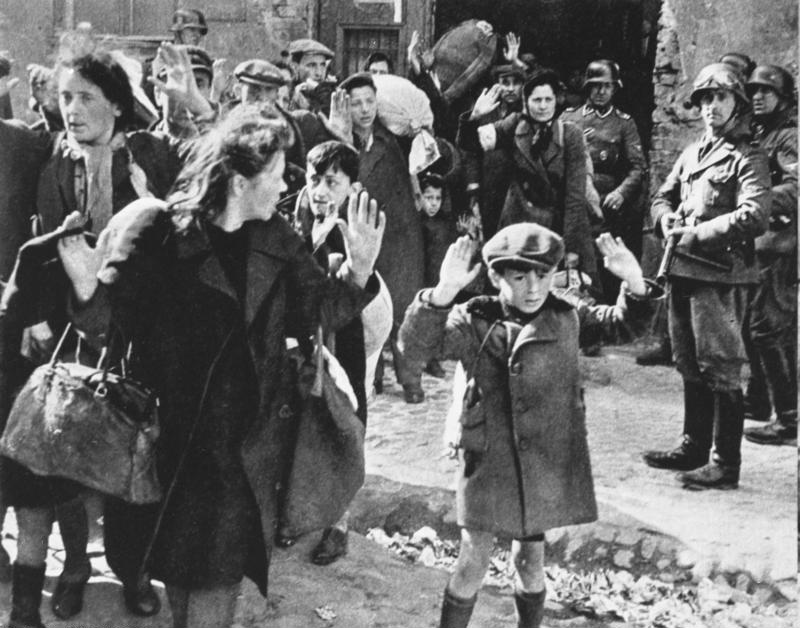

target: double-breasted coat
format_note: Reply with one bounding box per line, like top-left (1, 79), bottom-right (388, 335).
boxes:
top-left (458, 112), bottom-right (597, 279)
top-left (399, 289), bottom-right (643, 536)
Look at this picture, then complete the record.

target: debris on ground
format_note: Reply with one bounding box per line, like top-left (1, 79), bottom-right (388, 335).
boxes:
top-left (366, 526), bottom-right (797, 628)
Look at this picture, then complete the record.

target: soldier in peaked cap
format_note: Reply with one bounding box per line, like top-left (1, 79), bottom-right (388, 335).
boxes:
top-left (561, 59), bottom-right (647, 302)
top-left (399, 225), bottom-right (651, 628)
top-left (170, 8), bottom-right (208, 46)
top-left (643, 63), bottom-right (772, 489)
top-left (740, 64), bottom-right (798, 446)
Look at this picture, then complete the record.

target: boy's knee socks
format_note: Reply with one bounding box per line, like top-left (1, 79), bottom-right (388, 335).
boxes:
top-left (439, 587), bottom-right (477, 628)
top-left (515, 587), bottom-right (546, 628)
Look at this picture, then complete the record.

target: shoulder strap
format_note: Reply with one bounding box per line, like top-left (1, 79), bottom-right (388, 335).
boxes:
top-left (469, 319), bottom-right (501, 373)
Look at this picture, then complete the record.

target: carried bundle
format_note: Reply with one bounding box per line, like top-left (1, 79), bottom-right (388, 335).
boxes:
top-left (432, 19), bottom-right (498, 104)
top-left (373, 73), bottom-right (438, 175)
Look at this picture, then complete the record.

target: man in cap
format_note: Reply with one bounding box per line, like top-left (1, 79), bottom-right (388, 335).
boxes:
top-left (642, 63), bottom-right (771, 489)
top-left (398, 225), bottom-right (650, 628)
top-left (234, 58), bottom-right (287, 106)
top-left (288, 38), bottom-right (336, 114)
top-left (561, 60), bottom-right (647, 303)
top-left (740, 64), bottom-right (797, 445)
top-left (170, 8), bottom-right (208, 47)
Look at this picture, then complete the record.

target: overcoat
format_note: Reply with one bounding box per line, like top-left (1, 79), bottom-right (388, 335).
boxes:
top-left (399, 290), bottom-right (642, 536)
top-left (357, 121), bottom-right (425, 324)
top-left (458, 112), bottom-right (597, 278)
top-left (2, 208), bottom-right (376, 595)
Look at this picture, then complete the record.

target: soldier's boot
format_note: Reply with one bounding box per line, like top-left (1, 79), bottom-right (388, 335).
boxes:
top-left (643, 381), bottom-right (713, 470)
top-left (635, 334), bottom-right (673, 366)
top-left (515, 588), bottom-right (546, 628)
top-left (745, 344), bottom-right (797, 445)
top-left (438, 588), bottom-right (477, 628)
top-left (680, 390), bottom-right (743, 490)
top-left (9, 563), bottom-right (46, 628)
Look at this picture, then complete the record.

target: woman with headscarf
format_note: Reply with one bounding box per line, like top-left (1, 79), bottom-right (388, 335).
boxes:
top-left (457, 68), bottom-right (597, 281)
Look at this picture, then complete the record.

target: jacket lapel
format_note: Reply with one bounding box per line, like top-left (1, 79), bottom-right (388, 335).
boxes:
top-left (357, 124), bottom-right (388, 183)
top-left (509, 307), bottom-right (559, 361)
top-left (687, 137), bottom-right (734, 177)
top-left (243, 219), bottom-right (293, 328)
top-left (176, 221), bottom-right (239, 304)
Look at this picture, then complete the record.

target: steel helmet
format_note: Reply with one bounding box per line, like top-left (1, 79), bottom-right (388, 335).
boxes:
top-left (746, 64), bottom-right (796, 101)
top-left (170, 9), bottom-right (208, 35)
top-left (583, 60), bottom-right (622, 89)
top-left (689, 63), bottom-right (749, 107)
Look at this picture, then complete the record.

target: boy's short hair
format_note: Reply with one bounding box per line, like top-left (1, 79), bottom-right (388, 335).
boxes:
top-left (338, 71), bottom-right (376, 94)
top-left (306, 141), bottom-right (360, 182)
top-left (419, 172), bottom-right (445, 192)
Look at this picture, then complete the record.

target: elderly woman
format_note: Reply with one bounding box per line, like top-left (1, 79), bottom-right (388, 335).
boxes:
top-left (457, 68), bottom-right (597, 280)
top-left (45, 107), bottom-right (384, 628)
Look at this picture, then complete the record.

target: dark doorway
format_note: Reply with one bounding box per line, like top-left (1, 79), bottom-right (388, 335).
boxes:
top-left (434, 0), bottom-right (662, 152)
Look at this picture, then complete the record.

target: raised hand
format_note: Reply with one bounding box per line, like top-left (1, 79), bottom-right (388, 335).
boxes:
top-left (338, 188), bottom-right (386, 288)
top-left (210, 57), bottom-right (233, 104)
top-left (149, 43), bottom-right (213, 117)
top-left (407, 30), bottom-right (422, 75)
top-left (327, 88), bottom-right (353, 143)
top-left (430, 236), bottom-right (482, 306)
top-left (57, 212), bottom-right (101, 302)
top-left (595, 233), bottom-right (646, 296)
top-left (503, 33), bottom-right (521, 65)
top-left (470, 85), bottom-right (502, 120)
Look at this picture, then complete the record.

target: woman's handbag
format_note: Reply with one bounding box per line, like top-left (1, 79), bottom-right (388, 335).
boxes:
top-left (280, 326), bottom-right (366, 538)
top-left (0, 324), bottom-right (162, 504)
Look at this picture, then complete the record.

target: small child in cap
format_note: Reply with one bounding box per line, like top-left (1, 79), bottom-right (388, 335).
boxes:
top-left (398, 222), bottom-right (652, 628)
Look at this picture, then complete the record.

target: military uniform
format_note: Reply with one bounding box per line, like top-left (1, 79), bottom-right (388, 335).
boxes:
top-left (562, 104), bottom-right (646, 299)
top-left (743, 106), bottom-right (798, 427)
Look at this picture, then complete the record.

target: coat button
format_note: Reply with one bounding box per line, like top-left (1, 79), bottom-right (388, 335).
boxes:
top-left (515, 400), bottom-right (526, 413)
top-left (510, 363), bottom-right (522, 375)
top-left (278, 404), bottom-right (292, 419)
top-left (518, 437), bottom-right (530, 451)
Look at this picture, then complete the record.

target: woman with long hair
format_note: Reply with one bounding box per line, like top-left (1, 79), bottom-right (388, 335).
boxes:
top-left (50, 106), bottom-right (385, 628)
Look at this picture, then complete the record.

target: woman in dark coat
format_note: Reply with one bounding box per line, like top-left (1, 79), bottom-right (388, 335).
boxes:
top-left (0, 42), bottom-right (217, 626)
top-left (52, 107), bottom-right (385, 628)
top-left (398, 227), bottom-right (651, 628)
top-left (457, 68), bottom-right (598, 281)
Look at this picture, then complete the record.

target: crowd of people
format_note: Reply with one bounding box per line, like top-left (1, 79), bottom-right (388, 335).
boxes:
top-left (0, 8), bottom-right (795, 628)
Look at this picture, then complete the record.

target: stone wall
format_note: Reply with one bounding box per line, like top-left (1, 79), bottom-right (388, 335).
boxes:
top-left (0, 0), bottom-right (314, 124)
top-left (649, 0), bottom-right (798, 195)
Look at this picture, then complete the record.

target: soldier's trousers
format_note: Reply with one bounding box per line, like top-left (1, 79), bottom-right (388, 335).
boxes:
top-left (668, 278), bottom-right (750, 392)
top-left (743, 254), bottom-right (797, 421)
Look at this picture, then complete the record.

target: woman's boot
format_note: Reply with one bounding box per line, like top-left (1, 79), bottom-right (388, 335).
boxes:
top-left (515, 588), bottom-right (546, 628)
top-left (9, 563), bottom-right (46, 628)
top-left (438, 588), bottom-right (477, 628)
top-left (51, 498), bottom-right (91, 619)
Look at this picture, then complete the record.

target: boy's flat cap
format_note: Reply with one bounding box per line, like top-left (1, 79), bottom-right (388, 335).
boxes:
top-left (482, 223), bottom-right (564, 271)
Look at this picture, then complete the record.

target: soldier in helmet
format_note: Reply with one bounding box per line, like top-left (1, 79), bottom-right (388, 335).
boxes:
top-left (561, 60), bottom-right (647, 303)
top-left (740, 64), bottom-right (797, 445)
top-left (643, 63), bottom-right (771, 489)
top-left (170, 8), bottom-right (208, 47)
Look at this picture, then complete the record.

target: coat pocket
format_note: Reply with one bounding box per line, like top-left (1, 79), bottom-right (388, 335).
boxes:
top-left (458, 378), bottom-right (488, 452)
top-left (702, 167), bottom-right (736, 209)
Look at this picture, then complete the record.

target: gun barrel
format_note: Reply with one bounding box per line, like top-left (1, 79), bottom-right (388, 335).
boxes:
top-left (655, 234), bottom-right (679, 286)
